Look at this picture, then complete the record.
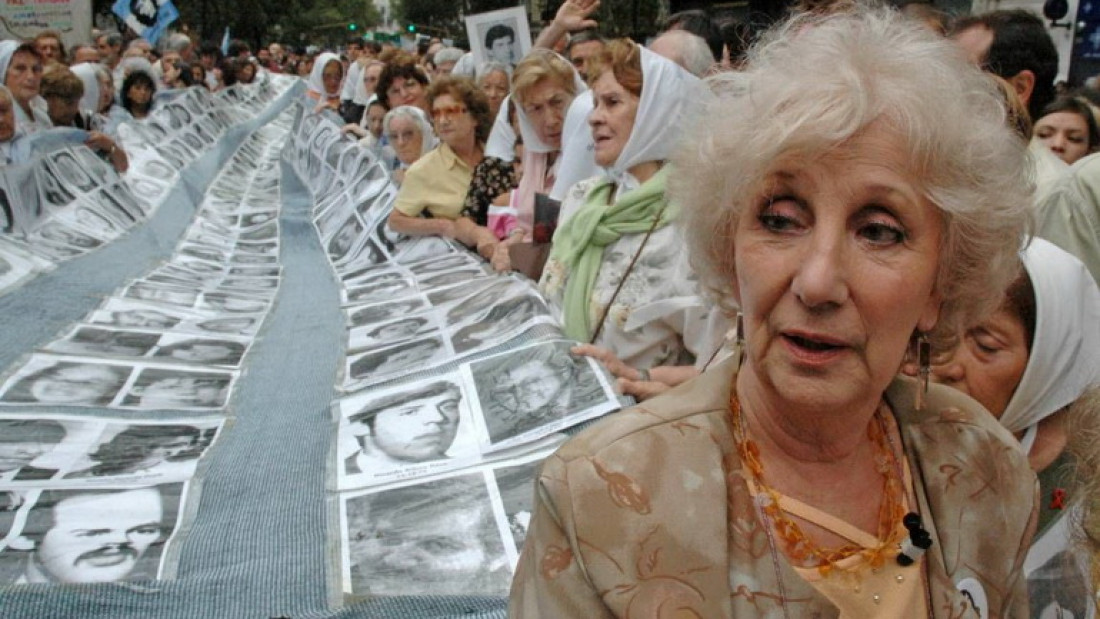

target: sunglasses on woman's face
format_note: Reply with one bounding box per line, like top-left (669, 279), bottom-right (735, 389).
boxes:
top-left (430, 105), bottom-right (467, 120)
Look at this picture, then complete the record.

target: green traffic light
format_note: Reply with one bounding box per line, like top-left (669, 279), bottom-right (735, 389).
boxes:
top-left (348, 23), bottom-right (358, 30)
top-left (406, 24), bottom-right (415, 32)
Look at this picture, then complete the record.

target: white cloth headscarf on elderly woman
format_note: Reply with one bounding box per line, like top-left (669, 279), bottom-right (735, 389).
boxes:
top-left (0, 40), bottom-right (51, 134)
top-left (70, 63), bottom-right (100, 115)
top-left (542, 47), bottom-right (728, 368)
top-left (999, 237), bottom-right (1100, 454)
top-left (307, 52), bottom-right (343, 105)
top-left (500, 52), bottom-right (586, 239)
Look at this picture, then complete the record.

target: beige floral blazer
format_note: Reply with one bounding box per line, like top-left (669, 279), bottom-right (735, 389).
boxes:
top-left (509, 356), bottom-right (1038, 618)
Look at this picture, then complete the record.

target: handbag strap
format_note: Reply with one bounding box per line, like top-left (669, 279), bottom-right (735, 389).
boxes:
top-left (588, 199), bottom-right (669, 344)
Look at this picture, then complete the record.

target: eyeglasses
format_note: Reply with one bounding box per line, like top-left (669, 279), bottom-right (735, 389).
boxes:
top-left (430, 105), bottom-right (467, 120)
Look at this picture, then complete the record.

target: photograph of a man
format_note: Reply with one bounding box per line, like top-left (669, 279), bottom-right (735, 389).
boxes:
top-left (2, 484), bottom-right (181, 584)
top-left (0, 419), bottom-right (65, 482)
top-left (468, 340), bottom-right (614, 446)
top-left (66, 424), bottom-right (212, 479)
top-left (343, 474), bottom-right (510, 595)
top-left (485, 23), bottom-right (517, 65)
top-left (347, 338), bottom-right (445, 385)
top-left (121, 369), bottom-right (232, 410)
top-left (343, 380), bottom-right (463, 475)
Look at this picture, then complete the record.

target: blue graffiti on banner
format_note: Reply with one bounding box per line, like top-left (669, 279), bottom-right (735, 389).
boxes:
top-left (112, 0), bottom-right (180, 45)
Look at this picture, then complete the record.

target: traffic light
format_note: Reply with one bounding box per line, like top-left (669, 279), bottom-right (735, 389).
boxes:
top-left (348, 23), bottom-right (358, 31)
top-left (406, 23), bottom-right (416, 33)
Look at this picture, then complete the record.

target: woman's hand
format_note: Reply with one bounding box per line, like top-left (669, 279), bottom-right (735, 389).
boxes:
top-left (342, 123), bottom-right (367, 138)
top-left (572, 344), bottom-right (699, 402)
top-left (490, 242), bottom-right (512, 272)
top-left (85, 132), bottom-right (129, 174)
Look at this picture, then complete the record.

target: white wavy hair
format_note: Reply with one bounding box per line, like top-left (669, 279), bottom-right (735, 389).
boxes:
top-left (669, 6), bottom-right (1034, 349)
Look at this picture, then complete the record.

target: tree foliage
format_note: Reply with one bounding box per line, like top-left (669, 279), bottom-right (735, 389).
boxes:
top-left (93, 0), bottom-right (381, 49)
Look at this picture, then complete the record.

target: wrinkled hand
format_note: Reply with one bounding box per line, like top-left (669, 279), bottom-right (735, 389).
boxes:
top-left (554, 0), bottom-right (600, 32)
top-left (571, 344), bottom-right (641, 381)
top-left (86, 132), bottom-right (129, 174)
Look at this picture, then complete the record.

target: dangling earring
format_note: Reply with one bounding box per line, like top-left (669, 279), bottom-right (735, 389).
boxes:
top-left (732, 312), bottom-right (745, 372)
top-left (914, 332), bottom-right (931, 411)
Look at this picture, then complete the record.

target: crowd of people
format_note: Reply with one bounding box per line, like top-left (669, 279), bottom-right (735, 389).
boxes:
top-left (3, 0), bottom-right (1100, 614)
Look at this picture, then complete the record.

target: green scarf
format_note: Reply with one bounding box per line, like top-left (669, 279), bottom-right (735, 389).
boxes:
top-left (549, 166), bottom-right (676, 341)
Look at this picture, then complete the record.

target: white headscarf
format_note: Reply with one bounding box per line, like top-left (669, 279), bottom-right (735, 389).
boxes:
top-left (0, 40), bottom-right (18, 86)
top-left (512, 51), bottom-right (587, 155)
top-left (352, 60), bottom-right (384, 106)
top-left (308, 52), bottom-right (343, 99)
top-left (70, 63), bottom-right (100, 114)
top-left (382, 104), bottom-right (437, 161)
top-left (998, 238), bottom-right (1100, 444)
top-left (601, 46), bottom-right (699, 183)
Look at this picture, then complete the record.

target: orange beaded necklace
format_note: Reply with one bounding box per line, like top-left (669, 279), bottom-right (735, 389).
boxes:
top-left (730, 389), bottom-right (908, 578)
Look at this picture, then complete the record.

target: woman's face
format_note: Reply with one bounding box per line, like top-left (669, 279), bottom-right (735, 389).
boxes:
top-left (931, 306), bottom-right (1029, 418)
top-left (733, 127), bottom-right (943, 413)
top-left (388, 115), bottom-right (424, 165)
top-left (367, 103), bottom-right (386, 138)
top-left (239, 62), bottom-right (257, 84)
top-left (363, 63), bottom-right (383, 98)
top-left (6, 51), bottom-right (43, 107)
top-left (588, 71), bottom-right (639, 168)
top-left (128, 81), bottom-right (153, 107)
top-left (31, 364), bottom-right (120, 404)
top-left (190, 65), bottom-right (205, 84)
top-left (386, 76), bottom-right (427, 112)
top-left (97, 75), bottom-right (114, 112)
top-left (1035, 110), bottom-right (1092, 165)
top-left (432, 93), bottom-right (476, 150)
top-left (479, 70), bottom-right (509, 119)
top-left (322, 60), bottom-right (342, 94)
top-left (519, 79), bottom-right (572, 149)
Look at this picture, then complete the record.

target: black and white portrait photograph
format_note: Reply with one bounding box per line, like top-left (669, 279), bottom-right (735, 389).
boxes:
top-left (134, 159), bottom-right (178, 184)
top-left (63, 420), bottom-right (222, 482)
top-left (406, 253), bottom-right (482, 276)
top-left (61, 202), bottom-right (127, 237)
top-left (417, 268), bottom-right (491, 291)
top-left (463, 340), bottom-right (617, 450)
top-left (46, 150), bottom-right (98, 193)
top-left (124, 282), bottom-right (200, 308)
top-left (341, 473), bottom-right (511, 596)
top-left (34, 222), bottom-right (105, 251)
top-left (35, 164), bottom-right (76, 211)
top-left (0, 483), bottom-right (186, 585)
top-left (189, 316), bottom-right (262, 337)
top-left (0, 356), bottom-right (133, 407)
top-left (337, 376), bottom-right (481, 488)
top-left (150, 336), bottom-right (248, 367)
top-left (69, 146), bottom-right (115, 188)
top-left (346, 337), bottom-right (449, 388)
top-left (492, 459), bottom-right (543, 555)
top-left (344, 277), bottom-right (415, 305)
top-left (430, 276), bottom-right (519, 309)
top-left (0, 418), bottom-right (68, 483)
top-left (347, 314), bottom-right (439, 352)
top-left (346, 297), bottom-right (429, 327)
top-left (391, 236), bottom-right (456, 264)
top-left (450, 295), bottom-right (553, 354)
top-left (342, 268), bottom-right (407, 289)
top-left (196, 292), bottom-right (268, 315)
top-left (119, 367), bottom-right (235, 410)
top-left (465, 7), bottom-right (532, 68)
top-left (46, 327), bottom-right (162, 358)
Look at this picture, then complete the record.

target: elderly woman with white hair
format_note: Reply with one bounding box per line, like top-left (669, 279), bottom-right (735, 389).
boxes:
top-left (0, 41), bottom-right (51, 134)
top-left (511, 7), bottom-right (1037, 617)
top-left (379, 104), bottom-right (436, 185)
